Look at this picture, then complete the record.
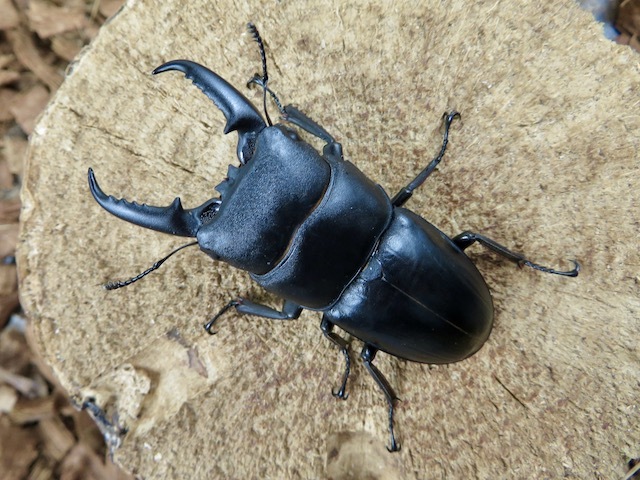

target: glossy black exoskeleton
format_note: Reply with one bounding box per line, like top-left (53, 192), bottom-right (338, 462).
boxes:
top-left (88, 24), bottom-right (579, 451)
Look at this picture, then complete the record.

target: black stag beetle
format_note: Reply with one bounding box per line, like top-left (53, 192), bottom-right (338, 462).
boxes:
top-left (88, 24), bottom-right (579, 451)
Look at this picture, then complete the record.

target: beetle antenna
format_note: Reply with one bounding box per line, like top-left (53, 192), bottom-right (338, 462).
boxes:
top-left (247, 22), bottom-right (274, 126)
top-left (104, 241), bottom-right (198, 290)
top-left (247, 78), bottom-right (286, 115)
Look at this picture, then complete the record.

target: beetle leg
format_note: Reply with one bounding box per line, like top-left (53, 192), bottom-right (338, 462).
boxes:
top-left (452, 231), bottom-right (580, 277)
top-left (204, 298), bottom-right (302, 334)
top-left (320, 316), bottom-right (351, 400)
top-left (281, 105), bottom-right (345, 162)
top-left (391, 111), bottom-right (460, 207)
top-left (280, 105), bottom-right (336, 143)
top-left (80, 398), bottom-right (127, 460)
top-left (361, 345), bottom-right (401, 452)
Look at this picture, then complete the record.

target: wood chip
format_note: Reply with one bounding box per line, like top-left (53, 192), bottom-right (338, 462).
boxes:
top-left (0, 327), bottom-right (31, 373)
top-left (0, 365), bottom-right (42, 397)
top-left (0, 153), bottom-right (16, 188)
top-left (616, 31), bottom-right (631, 44)
top-left (0, 198), bottom-right (20, 224)
top-left (0, 384), bottom-right (17, 413)
top-left (0, 69), bottom-right (19, 86)
top-left (5, 26), bottom-right (63, 91)
top-left (0, 417), bottom-right (39, 480)
top-left (616, 0), bottom-right (640, 36)
top-left (27, 0), bottom-right (87, 39)
top-left (2, 128), bottom-right (28, 176)
top-left (0, 293), bottom-right (18, 330)
top-left (9, 396), bottom-right (56, 424)
top-left (38, 416), bottom-right (76, 461)
top-left (83, 21), bottom-right (101, 41)
top-left (0, 0), bottom-right (20, 30)
top-left (8, 84), bottom-right (50, 134)
top-left (60, 443), bottom-right (133, 480)
top-left (0, 54), bottom-right (17, 70)
top-left (27, 457), bottom-right (55, 480)
top-left (99, 0), bottom-right (124, 19)
top-left (0, 228), bottom-right (18, 265)
top-left (0, 89), bottom-right (18, 122)
top-left (51, 34), bottom-right (83, 62)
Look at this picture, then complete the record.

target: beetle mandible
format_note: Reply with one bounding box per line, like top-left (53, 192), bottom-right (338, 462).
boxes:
top-left (87, 24), bottom-right (579, 451)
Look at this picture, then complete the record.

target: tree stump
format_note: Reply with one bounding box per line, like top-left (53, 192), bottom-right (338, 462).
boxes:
top-left (18, 0), bottom-right (640, 478)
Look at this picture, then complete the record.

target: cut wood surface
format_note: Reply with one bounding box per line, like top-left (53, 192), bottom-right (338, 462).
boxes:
top-left (18, 0), bottom-right (639, 478)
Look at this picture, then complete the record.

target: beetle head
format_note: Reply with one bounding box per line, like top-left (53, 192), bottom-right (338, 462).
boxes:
top-left (88, 57), bottom-right (323, 278)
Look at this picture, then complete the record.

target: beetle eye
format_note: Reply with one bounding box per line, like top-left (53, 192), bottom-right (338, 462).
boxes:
top-left (283, 127), bottom-right (300, 141)
top-left (200, 199), bottom-right (221, 222)
top-left (239, 138), bottom-right (255, 163)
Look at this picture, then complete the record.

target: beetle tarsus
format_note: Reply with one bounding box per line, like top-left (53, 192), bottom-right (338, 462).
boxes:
top-left (204, 299), bottom-right (242, 334)
top-left (331, 385), bottom-right (349, 400)
top-left (361, 345), bottom-right (401, 452)
top-left (80, 398), bottom-right (128, 459)
top-left (391, 111), bottom-right (460, 207)
top-left (321, 316), bottom-right (351, 400)
top-left (452, 231), bottom-right (580, 277)
top-left (519, 258), bottom-right (580, 277)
